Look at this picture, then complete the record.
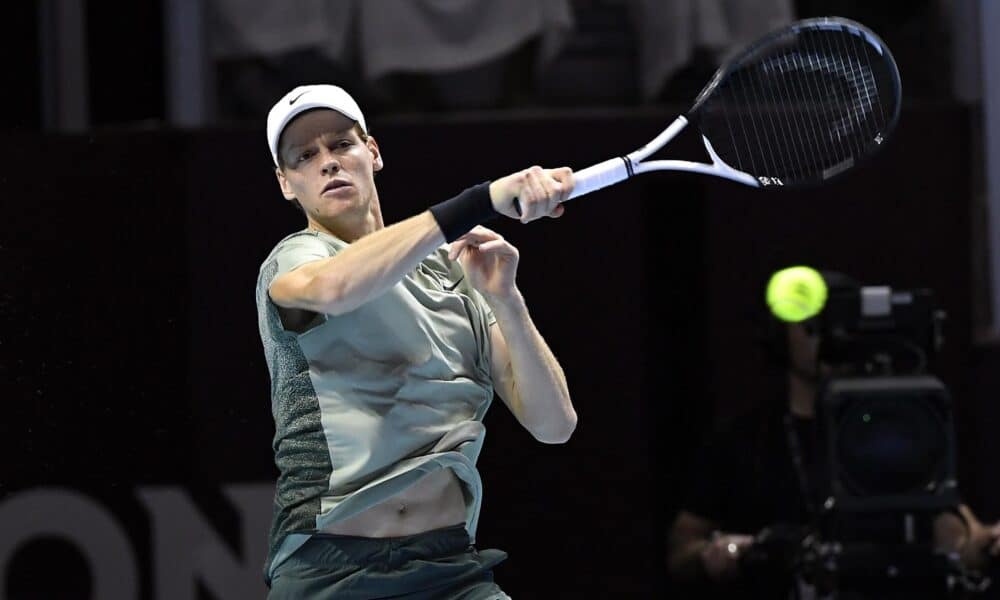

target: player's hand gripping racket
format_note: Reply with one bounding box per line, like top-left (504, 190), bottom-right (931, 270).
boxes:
top-left (514, 17), bottom-right (901, 215)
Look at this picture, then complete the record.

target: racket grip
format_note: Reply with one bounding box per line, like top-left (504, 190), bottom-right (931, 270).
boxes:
top-left (567, 157), bottom-right (632, 200)
top-left (511, 157), bottom-right (631, 216)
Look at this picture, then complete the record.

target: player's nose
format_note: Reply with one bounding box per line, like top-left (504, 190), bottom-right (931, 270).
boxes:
top-left (321, 152), bottom-right (341, 176)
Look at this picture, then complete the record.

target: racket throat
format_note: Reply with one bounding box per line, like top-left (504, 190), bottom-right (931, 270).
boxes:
top-left (632, 132), bottom-right (761, 187)
top-left (628, 115), bottom-right (689, 163)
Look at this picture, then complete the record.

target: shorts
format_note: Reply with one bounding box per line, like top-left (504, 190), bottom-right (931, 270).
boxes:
top-left (268, 524), bottom-right (511, 599)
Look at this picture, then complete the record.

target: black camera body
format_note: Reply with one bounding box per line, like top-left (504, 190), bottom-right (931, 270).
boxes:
top-left (813, 284), bottom-right (959, 537)
top-left (760, 283), bottom-right (981, 597)
top-left (816, 285), bottom-right (944, 377)
top-left (818, 375), bottom-right (959, 518)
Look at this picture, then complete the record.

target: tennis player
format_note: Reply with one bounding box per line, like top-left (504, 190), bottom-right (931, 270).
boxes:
top-left (255, 84), bottom-right (577, 599)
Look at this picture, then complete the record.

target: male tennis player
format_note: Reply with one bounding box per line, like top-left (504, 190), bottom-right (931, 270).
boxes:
top-left (255, 84), bottom-right (576, 599)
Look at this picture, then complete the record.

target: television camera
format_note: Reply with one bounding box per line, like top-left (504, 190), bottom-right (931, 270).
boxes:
top-left (741, 280), bottom-right (992, 598)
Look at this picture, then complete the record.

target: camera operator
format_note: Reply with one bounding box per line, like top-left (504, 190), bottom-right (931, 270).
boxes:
top-left (666, 271), bottom-right (1000, 599)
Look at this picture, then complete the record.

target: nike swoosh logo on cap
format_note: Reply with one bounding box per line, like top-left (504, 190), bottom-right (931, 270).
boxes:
top-left (289, 91), bottom-right (308, 105)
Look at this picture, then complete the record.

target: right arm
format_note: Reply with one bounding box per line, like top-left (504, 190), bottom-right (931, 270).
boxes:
top-left (269, 211), bottom-right (445, 316)
top-left (269, 168), bottom-right (567, 316)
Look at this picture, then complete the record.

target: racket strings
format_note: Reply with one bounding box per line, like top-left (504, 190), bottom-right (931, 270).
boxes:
top-left (820, 30), bottom-right (877, 162)
top-left (695, 23), bottom-right (899, 186)
top-left (805, 33), bottom-right (859, 173)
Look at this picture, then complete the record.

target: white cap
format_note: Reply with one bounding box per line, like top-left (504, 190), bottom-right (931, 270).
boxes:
top-left (266, 84), bottom-right (367, 166)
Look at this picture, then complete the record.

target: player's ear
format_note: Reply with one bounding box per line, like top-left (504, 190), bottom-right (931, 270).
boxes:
top-left (275, 167), bottom-right (296, 201)
top-left (367, 136), bottom-right (383, 172)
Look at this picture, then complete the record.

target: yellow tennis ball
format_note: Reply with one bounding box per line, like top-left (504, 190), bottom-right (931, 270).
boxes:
top-left (766, 266), bottom-right (828, 322)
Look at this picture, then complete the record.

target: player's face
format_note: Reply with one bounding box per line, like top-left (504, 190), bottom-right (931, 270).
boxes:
top-left (275, 109), bottom-right (382, 228)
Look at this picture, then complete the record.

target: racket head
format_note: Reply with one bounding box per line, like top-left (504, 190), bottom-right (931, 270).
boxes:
top-left (687, 17), bottom-right (902, 189)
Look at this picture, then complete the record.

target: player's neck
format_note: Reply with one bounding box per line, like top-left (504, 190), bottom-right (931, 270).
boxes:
top-left (307, 212), bottom-right (380, 243)
top-left (787, 369), bottom-right (816, 418)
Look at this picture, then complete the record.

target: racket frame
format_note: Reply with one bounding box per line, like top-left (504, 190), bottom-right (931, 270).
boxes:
top-left (563, 16), bottom-right (900, 202)
top-left (509, 16), bottom-right (900, 214)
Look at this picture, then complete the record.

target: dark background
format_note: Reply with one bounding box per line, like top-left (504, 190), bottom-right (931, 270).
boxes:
top-left (2, 1), bottom-right (998, 599)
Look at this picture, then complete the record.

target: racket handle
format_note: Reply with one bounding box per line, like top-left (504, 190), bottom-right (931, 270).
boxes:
top-left (512, 157), bottom-right (631, 216)
top-left (568, 157), bottom-right (632, 200)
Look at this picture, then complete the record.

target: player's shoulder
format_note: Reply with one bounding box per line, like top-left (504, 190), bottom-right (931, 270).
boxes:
top-left (272, 228), bottom-right (331, 250)
top-left (265, 229), bottom-right (344, 261)
top-left (255, 231), bottom-right (334, 291)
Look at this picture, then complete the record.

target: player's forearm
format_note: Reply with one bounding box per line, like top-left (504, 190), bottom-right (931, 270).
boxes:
top-left (489, 290), bottom-right (576, 443)
top-left (301, 211), bottom-right (445, 315)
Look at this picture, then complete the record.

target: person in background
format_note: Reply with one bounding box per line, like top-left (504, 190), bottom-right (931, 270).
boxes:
top-left (666, 270), bottom-right (1000, 599)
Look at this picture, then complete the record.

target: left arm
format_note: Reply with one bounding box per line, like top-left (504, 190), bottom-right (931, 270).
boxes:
top-left (487, 292), bottom-right (576, 443)
top-left (450, 167), bottom-right (577, 443)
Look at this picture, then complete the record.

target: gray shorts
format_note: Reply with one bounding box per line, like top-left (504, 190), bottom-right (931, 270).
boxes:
top-left (268, 524), bottom-right (511, 600)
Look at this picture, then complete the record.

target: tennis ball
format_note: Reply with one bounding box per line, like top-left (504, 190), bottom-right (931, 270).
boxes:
top-left (766, 266), bottom-right (828, 322)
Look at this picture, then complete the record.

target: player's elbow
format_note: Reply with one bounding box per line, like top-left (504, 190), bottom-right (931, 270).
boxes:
top-left (312, 272), bottom-right (356, 316)
top-left (533, 411), bottom-right (577, 444)
top-left (271, 268), bottom-right (354, 316)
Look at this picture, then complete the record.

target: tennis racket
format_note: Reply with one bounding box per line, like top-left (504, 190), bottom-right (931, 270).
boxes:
top-left (514, 16), bottom-right (901, 214)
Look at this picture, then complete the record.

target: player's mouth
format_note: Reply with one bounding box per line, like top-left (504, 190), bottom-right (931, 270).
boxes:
top-left (321, 179), bottom-right (353, 196)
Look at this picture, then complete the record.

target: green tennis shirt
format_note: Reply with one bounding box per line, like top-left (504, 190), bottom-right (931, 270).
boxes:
top-left (254, 228), bottom-right (497, 582)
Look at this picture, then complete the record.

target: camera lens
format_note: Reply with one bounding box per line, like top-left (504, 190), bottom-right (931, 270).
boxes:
top-left (836, 392), bottom-right (947, 496)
